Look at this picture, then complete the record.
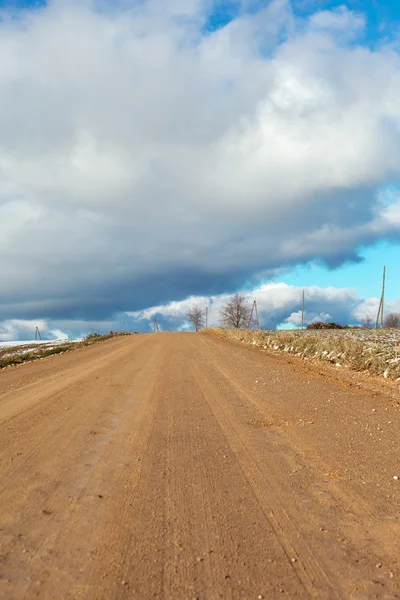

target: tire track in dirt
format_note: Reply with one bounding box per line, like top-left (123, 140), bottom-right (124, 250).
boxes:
top-left (0, 335), bottom-right (163, 598)
top-left (0, 335), bottom-right (151, 488)
top-left (116, 335), bottom-right (305, 600)
top-left (194, 336), bottom-right (400, 554)
top-left (189, 359), bottom-right (335, 599)
top-left (0, 335), bottom-right (149, 423)
top-left (191, 334), bottom-right (400, 598)
top-left (1, 333), bottom-right (400, 599)
top-left (33, 338), bottom-right (168, 600)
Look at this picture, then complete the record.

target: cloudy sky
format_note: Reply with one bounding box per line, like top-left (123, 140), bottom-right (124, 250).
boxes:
top-left (1, 0), bottom-right (400, 340)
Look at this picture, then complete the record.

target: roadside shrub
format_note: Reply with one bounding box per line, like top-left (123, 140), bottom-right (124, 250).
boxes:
top-left (385, 313), bottom-right (400, 328)
top-left (307, 322), bottom-right (343, 330)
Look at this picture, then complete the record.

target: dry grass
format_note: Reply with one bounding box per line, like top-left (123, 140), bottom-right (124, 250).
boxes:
top-left (205, 328), bottom-right (400, 380)
top-left (0, 332), bottom-right (134, 370)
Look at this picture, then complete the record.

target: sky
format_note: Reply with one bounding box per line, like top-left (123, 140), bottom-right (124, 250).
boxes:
top-left (0, 0), bottom-right (400, 340)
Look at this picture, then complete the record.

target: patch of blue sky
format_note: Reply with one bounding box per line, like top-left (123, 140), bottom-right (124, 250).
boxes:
top-left (0, 0), bottom-right (45, 9)
top-left (377, 183), bottom-right (400, 207)
top-left (277, 322), bottom-right (299, 330)
top-left (5, 0), bottom-right (400, 45)
top-left (278, 241), bottom-right (400, 301)
top-left (203, 0), bottom-right (400, 50)
top-left (293, 0), bottom-right (400, 47)
top-left (202, 0), bottom-right (241, 33)
top-left (293, 0), bottom-right (400, 22)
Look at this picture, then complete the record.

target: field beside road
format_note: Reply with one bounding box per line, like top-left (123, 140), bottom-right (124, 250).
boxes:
top-left (1, 332), bottom-right (400, 599)
top-left (0, 333), bottom-right (132, 370)
top-left (208, 327), bottom-right (400, 381)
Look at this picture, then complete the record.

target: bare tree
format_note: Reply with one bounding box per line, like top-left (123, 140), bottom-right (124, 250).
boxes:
top-left (219, 293), bottom-right (251, 329)
top-left (186, 305), bottom-right (205, 332)
top-left (362, 315), bottom-right (373, 328)
top-left (384, 312), bottom-right (400, 328)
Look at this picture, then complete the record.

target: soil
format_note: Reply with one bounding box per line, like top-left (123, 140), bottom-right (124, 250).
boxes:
top-left (1, 332), bottom-right (400, 599)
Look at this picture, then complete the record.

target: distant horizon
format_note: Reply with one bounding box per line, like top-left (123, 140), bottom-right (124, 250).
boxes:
top-left (1, 274), bottom-right (397, 341)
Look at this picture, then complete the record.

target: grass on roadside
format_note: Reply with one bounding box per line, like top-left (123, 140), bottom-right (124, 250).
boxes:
top-left (0, 332), bottom-right (134, 370)
top-left (204, 328), bottom-right (400, 380)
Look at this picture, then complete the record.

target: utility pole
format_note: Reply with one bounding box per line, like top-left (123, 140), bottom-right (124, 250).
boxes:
top-left (205, 306), bottom-right (208, 329)
top-left (254, 300), bottom-right (260, 330)
top-left (247, 300), bottom-right (260, 330)
top-left (375, 266), bottom-right (386, 329)
top-left (35, 326), bottom-right (41, 341)
top-left (381, 265), bottom-right (386, 328)
top-left (375, 296), bottom-right (382, 329)
top-left (301, 290), bottom-right (305, 330)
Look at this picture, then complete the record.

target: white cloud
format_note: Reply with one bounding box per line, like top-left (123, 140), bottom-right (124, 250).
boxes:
top-left (352, 296), bottom-right (400, 322)
top-left (1, 282), bottom-right (399, 339)
top-left (0, 317), bottom-right (117, 342)
top-left (49, 328), bottom-right (69, 340)
top-left (129, 282), bottom-right (363, 329)
top-left (0, 0), bottom-right (400, 323)
top-left (0, 319), bottom-right (47, 342)
top-left (308, 6), bottom-right (365, 36)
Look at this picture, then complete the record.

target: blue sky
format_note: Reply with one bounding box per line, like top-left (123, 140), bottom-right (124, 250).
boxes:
top-left (1, 0), bottom-right (400, 339)
top-left (205, 0), bottom-right (400, 37)
top-left (4, 0), bottom-right (400, 26)
top-left (0, 0), bottom-right (45, 9)
top-left (281, 242), bottom-right (399, 299)
top-left (2, 0), bottom-right (400, 28)
top-left (294, 0), bottom-right (400, 23)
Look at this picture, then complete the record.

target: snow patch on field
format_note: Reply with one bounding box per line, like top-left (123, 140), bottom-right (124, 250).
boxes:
top-left (0, 339), bottom-right (69, 350)
top-left (0, 338), bottom-right (86, 351)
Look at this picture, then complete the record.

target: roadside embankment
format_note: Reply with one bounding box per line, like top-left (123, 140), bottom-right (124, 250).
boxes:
top-left (0, 332), bottom-right (134, 369)
top-left (204, 327), bottom-right (400, 381)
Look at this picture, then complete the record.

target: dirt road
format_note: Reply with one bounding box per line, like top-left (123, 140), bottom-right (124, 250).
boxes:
top-left (1, 333), bottom-right (400, 599)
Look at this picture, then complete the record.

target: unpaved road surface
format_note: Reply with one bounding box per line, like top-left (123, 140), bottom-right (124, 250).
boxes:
top-left (1, 333), bottom-right (400, 599)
